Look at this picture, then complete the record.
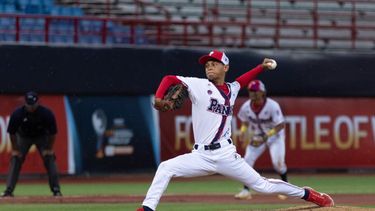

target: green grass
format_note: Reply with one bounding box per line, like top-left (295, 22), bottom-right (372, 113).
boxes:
top-left (10, 174), bottom-right (375, 196)
top-left (2, 174), bottom-right (375, 211)
top-left (13, 182), bottom-right (149, 196)
top-left (288, 175), bottom-right (375, 194)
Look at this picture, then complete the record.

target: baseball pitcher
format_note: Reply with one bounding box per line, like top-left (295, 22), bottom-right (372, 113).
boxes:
top-left (136, 50), bottom-right (334, 211)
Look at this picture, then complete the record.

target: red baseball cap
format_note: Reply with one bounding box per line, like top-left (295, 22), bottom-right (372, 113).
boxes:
top-left (198, 50), bottom-right (229, 65)
top-left (247, 80), bottom-right (266, 92)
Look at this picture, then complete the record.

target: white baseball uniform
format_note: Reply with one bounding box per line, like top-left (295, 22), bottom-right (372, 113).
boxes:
top-left (237, 98), bottom-right (287, 174)
top-left (142, 77), bottom-right (304, 211)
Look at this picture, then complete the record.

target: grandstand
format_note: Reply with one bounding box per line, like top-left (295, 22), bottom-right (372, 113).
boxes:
top-left (0, 0), bottom-right (374, 49)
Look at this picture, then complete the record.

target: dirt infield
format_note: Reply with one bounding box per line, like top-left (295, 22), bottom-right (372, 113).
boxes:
top-left (0, 193), bottom-right (374, 207)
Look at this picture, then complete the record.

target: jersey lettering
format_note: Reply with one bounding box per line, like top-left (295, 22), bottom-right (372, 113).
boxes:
top-left (207, 98), bottom-right (233, 116)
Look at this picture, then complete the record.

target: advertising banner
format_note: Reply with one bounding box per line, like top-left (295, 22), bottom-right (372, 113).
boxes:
top-left (67, 96), bottom-right (157, 173)
top-left (0, 95), bottom-right (68, 174)
top-left (160, 97), bottom-right (375, 169)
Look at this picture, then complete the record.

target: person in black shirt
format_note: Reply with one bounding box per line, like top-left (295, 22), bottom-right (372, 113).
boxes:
top-left (1, 91), bottom-right (62, 197)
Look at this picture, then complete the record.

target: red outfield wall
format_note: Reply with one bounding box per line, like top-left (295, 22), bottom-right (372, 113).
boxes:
top-left (160, 97), bottom-right (375, 169)
top-left (0, 95), bottom-right (68, 174)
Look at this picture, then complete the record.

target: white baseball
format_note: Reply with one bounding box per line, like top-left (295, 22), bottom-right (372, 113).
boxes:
top-left (267, 59), bottom-right (277, 70)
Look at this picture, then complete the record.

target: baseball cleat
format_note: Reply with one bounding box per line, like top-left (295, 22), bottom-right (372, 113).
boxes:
top-left (136, 206), bottom-right (153, 211)
top-left (234, 189), bottom-right (252, 200)
top-left (53, 191), bottom-right (63, 197)
top-left (304, 187), bottom-right (334, 207)
top-left (277, 194), bottom-right (288, 200)
top-left (1, 191), bottom-right (14, 197)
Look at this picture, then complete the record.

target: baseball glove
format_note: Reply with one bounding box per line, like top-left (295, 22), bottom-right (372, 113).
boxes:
top-left (154, 84), bottom-right (188, 112)
top-left (249, 134), bottom-right (268, 147)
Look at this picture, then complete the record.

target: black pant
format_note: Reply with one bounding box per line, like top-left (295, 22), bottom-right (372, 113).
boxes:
top-left (5, 134), bottom-right (61, 194)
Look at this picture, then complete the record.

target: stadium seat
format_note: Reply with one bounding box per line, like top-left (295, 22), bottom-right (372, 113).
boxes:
top-left (79, 35), bottom-right (101, 44)
top-left (41, 0), bottom-right (54, 14)
top-left (50, 6), bottom-right (59, 15)
top-left (25, 4), bottom-right (42, 14)
top-left (16, 0), bottom-right (28, 11)
top-left (71, 7), bottom-right (83, 16)
top-left (3, 4), bottom-right (16, 13)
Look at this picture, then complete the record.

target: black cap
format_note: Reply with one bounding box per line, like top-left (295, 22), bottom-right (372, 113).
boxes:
top-left (25, 91), bottom-right (39, 105)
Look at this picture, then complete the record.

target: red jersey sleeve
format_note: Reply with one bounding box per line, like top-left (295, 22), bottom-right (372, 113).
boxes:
top-left (235, 64), bottom-right (265, 89)
top-left (155, 75), bottom-right (182, 98)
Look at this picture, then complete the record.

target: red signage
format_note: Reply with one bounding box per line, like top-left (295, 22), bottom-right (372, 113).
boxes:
top-left (0, 95), bottom-right (68, 174)
top-left (160, 97), bottom-right (375, 169)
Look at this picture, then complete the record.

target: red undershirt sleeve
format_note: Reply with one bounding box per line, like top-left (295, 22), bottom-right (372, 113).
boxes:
top-left (235, 64), bottom-right (265, 89)
top-left (155, 75), bottom-right (182, 98)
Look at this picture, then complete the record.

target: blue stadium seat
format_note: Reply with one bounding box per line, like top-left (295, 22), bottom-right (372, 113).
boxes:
top-left (41, 0), bottom-right (53, 14)
top-left (2, 0), bottom-right (16, 4)
top-left (3, 4), bottom-right (16, 13)
top-left (20, 34), bottom-right (31, 41)
top-left (3, 34), bottom-right (16, 41)
top-left (51, 20), bottom-right (73, 32)
top-left (29, 0), bottom-right (41, 5)
top-left (79, 35), bottom-right (101, 44)
top-left (41, 0), bottom-right (53, 6)
top-left (60, 7), bottom-right (72, 16)
top-left (1, 7), bottom-right (17, 40)
top-left (35, 17), bottom-right (45, 25)
top-left (25, 4), bottom-right (42, 14)
top-left (50, 6), bottom-right (59, 15)
top-left (16, 0), bottom-right (28, 11)
top-left (59, 7), bottom-right (69, 16)
top-left (107, 23), bottom-right (131, 44)
top-left (20, 17), bottom-right (34, 29)
top-left (30, 34), bottom-right (44, 42)
top-left (0, 16), bottom-right (16, 28)
top-left (71, 7), bottom-right (83, 16)
top-left (80, 20), bottom-right (103, 32)
top-left (49, 34), bottom-right (73, 44)
top-left (80, 20), bottom-right (93, 31)
top-left (19, 17), bottom-right (44, 42)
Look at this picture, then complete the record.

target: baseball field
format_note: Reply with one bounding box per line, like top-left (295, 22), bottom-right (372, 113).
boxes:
top-left (0, 173), bottom-right (374, 210)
